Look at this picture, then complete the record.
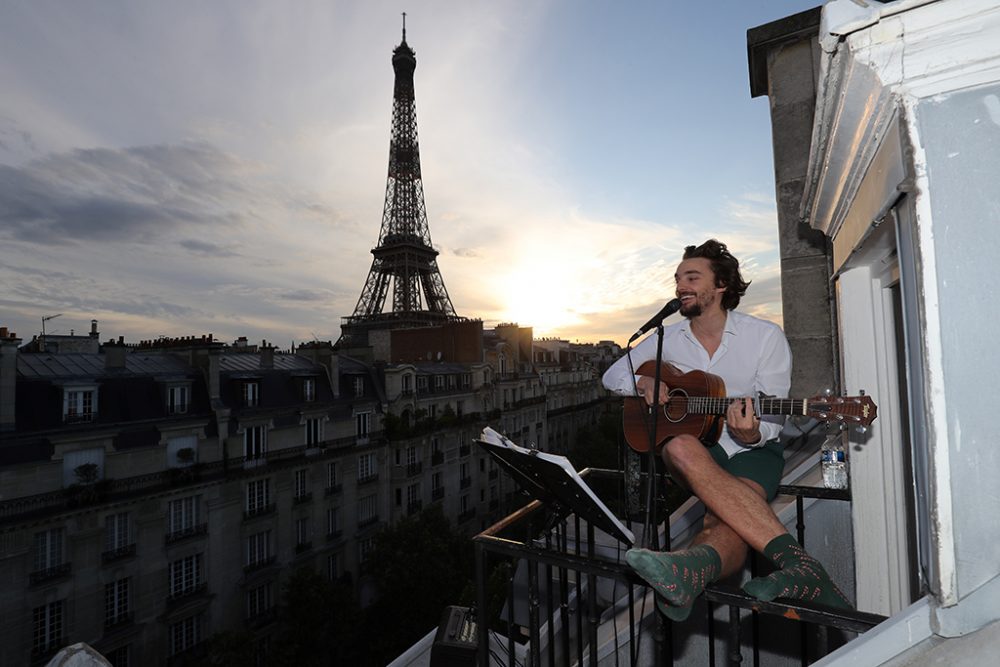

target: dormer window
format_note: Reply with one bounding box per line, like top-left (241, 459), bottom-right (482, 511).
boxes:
top-left (303, 378), bottom-right (316, 403)
top-left (353, 377), bottom-right (364, 397)
top-left (63, 386), bottom-right (97, 423)
top-left (167, 385), bottom-right (190, 415)
top-left (435, 375), bottom-right (445, 391)
top-left (243, 382), bottom-right (259, 408)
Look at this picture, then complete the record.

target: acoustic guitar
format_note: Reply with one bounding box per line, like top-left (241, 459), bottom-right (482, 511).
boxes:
top-left (623, 361), bottom-right (878, 453)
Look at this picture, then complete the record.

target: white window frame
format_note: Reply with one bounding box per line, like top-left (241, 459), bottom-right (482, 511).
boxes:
top-left (34, 528), bottom-right (65, 572)
top-left (243, 381), bottom-right (260, 407)
top-left (245, 530), bottom-right (271, 567)
top-left (244, 425), bottom-right (267, 461)
top-left (169, 554), bottom-right (201, 597)
top-left (105, 577), bottom-right (130, 625)
top-left (168, 495), bottom-right (201, 535)
top-left (293, 469), bottom-right (307, 499)
top-left (63, 385), bottom-right (97, 423)
top-left (303, 378), bottom-right (316, 402)
top-left (358, 494), bottom-right (377, 524)
top-left (353, 377), bottom-right (365, 397)
top-left (167, 384), bottom-right (190, 415)
top-left (357, 453), bottom-right (376, 481)
top-left (32, 600), bottom-right (64, 654)
top-left (246, 478), bottom-right (271, 514)
top-left (105, 512), bottom-right (131, 552)
top-left (169, 614), bottom-right (202, 655)
top-left (304, 417), bottom-right (323, 446)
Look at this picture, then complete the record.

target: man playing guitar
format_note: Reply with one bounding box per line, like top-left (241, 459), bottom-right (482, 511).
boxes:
top-left (602, 239), bottom-right (851, 620)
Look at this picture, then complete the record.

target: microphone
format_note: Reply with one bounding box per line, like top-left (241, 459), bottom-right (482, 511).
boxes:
top-left (628, 298), bottom-right (683, 344)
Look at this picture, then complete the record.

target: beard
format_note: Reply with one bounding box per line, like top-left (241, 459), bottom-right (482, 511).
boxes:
top-left (680, 290), bottom-right (718, 318)
top-left (680, 301), bottom-right (703, 318)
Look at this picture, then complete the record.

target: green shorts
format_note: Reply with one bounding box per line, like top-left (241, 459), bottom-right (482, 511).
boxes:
top-left (706, 439), bottom-right (785, 501)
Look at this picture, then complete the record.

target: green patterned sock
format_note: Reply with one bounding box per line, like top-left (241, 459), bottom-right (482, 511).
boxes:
top-left (626, 545), bottom-right (721, 621)
top-left (743, 534), bottom-right (851, 609)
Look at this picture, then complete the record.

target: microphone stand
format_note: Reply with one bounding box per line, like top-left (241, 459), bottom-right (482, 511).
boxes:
top-left (644, 322), bottom-right (667, 552)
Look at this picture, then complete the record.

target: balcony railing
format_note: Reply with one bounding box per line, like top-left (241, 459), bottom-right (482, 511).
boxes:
top-left (295, 541), bottom-right (313, 554)
top-left (459, 444), bottom-right (471, 457)
top-left (407, 500), bottom-right (423, 515)
top-left (357, 473), bottom-right (379, 486)
top-left (168, 581), bottom-right (207, 603)
top-left (432, 487), bottom-right (445, 501)
top-left (0, 433), bottom-right (387, 527)
top-left (29, 562), bottom-right (72, 586)
top-left (243, 503), bottom-right (276, 521)
top-left (324, 483), bottom-right (343, 497)
top-left (358, 515), bottom-right (380, 530)
top-left (432, 451), bottom-right (444, 466)
top-left (406, 461), bottom-right (423, 477)
top-left (165, 523), bottom-right (208, 544)
top-left (101, 543), bottom-right (137, 563)
top-left (292, 492), bottom-right (313, 505)
top-left (105, 611), bottom-right (133, 630)
top-left (326, 530), bottom-right (343, 542)
top-left (243, 555), bottom-right (277, 574)
top-left (460, 477), bottom-right (472, 489)
top-left (472, 471), bottom-right (888, 667)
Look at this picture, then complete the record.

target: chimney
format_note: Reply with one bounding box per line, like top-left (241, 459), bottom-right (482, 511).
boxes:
top-left (260, 340), bottom-right (274, 369)
top-left (104, 340), bottom-right (128, 369)
top-left (90, 319), bottom-right (100, 339)
top-left (1, 328), bottom-right (22, 432)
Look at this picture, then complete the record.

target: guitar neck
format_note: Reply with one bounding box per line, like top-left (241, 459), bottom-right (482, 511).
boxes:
top-left (685, 396), bottom-right (806, 417)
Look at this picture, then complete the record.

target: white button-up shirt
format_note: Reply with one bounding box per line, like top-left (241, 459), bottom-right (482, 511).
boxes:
top-left (602, 310), bottom-right (792, 458)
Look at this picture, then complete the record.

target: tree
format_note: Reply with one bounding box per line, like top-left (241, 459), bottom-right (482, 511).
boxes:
top-left (270, 567), bottom-right (360, 667)
top-left (358, 505), bottom-right (473, 665)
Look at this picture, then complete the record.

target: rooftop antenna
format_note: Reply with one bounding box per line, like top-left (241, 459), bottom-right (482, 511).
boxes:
top-left (402, 11), bottom-right (406, 42)
top-left (41, 313), bottom-right (62, 351)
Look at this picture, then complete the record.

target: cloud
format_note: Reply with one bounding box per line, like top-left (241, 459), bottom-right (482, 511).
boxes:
top-left (179, 239), bottom-right (240, 257)
top-left (452, 247), bottom-right (480, 258)
top-left (0, 142), bottom-right (255, 245)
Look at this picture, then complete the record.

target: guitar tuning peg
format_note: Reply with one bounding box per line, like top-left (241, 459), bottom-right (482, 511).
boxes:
top-left (859, 389), bottom-right (866, 396)
top-left (856, 425), bottom-right (868, 435)
top-left (823, 388), bottom-right (833, 397)
top-left (838, 423), bottom-right (848, 432)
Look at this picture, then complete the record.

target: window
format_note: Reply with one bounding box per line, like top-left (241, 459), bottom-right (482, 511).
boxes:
top-left (295, 517), bottom-right (310, 546)
top-left (326, 462), bottom-right (339, 489)
top-left (105, 645), bottom-right (130, 667)
top-left (407, 484), bottom-right (419, 507)
top-left (498, 352), bottom-right (507, 376)
top-left (34, 528), bottom-right (65, 572)
top-left (105, 578), bottom-right (130, 626)
top-left (168, 495), bottom-right (201, 536)
top-left (244, 425), bottom-right (267, 461)
top-left (247, 582), bottom-right (272, 618)
top-left (462, 373), bottom-right (471, 388)
top-left (432, 472), bottom-right (442, 491)
top-left (32, 600), bottom-right (63, 655)
top-left (167, 385), bottom-right (189, 415)
top-left (302, 378), bottom-right (316, 402)
top-left (64, 387), bottom-right (96, 423)
top-left (169, 554), bottom-right (202, 598)
top-left (246, 479), bottom-right (271, 514)
top-left (357, 453), bottom-right (376, 481)
top-left (435, 375), bottom-right (445, 390)
top-left (353, 377), bottom-right (365, 397)
top-left (355, 411), bottom-right (371, 439)
top-left (293, 469), bottom-right (307, 499)
top-left (327, 553), bottom-right (340, 580)
top-left (169, 614), bottom-right (202, 656)
top-left (358, 495), bottom-right (377, 525)
top-left (359, 537), bottom-right (376, 564)
top-left (327, 507), bottom-right (341, 536)
top-left (246, 530), bottom-right (271, 568)
top-left (105, 512), bottom-right (131, 552)
top-left (402, 374), bottom-right (412, 393)
top-left (406, 446), bottom-right (418, 467)
top-left (304, 417), bottom-right (323, 446)
top-left (461, 495), bottom-right (470, 513)
top-left (243, 382), bottom-right (259, 407)
top-left (417, 376), bottom-right (428, 392)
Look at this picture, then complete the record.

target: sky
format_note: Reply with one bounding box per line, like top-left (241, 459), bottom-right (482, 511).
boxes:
top-left (0, 0), bottom-right (820, 348)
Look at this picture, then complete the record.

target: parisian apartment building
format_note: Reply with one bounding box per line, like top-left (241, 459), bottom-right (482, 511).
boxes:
top-left (0, 319), bottom-right (619, 666)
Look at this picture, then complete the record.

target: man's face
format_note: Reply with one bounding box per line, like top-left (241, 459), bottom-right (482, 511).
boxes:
top-left (674, 257), bottom-right (725, 318)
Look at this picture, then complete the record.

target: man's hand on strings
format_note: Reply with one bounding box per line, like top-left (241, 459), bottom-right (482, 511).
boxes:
top-left (636, 375), bottom-right (670, 406)
top-left (726, 397), bottom-right (761, 445)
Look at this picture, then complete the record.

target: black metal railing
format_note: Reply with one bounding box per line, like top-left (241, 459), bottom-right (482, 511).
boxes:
top-left (102, 543), bottom-right (137, 563)
top-left (432, 487), bottom-right (445, 501)
top-left (293, 492), bottom-right (313, 505)
top-left (473, 470), bottom-right (888, 667)
top-left (0, 433), bottom-right (386, 527)
top-left (243, 555), bottom-right (277, 574)
top-left (165, 523), bottom-right (208, 544)
top-left (324, 483), bottom-right (343, 497)
top-left (432, 451), bottom-right (445, 466)
top-left (29, 562), bottom-right (71, 586)
top-left (406, 461), bottom-right (423, 477)
top-left (243, 504), bottom-right (275, 521)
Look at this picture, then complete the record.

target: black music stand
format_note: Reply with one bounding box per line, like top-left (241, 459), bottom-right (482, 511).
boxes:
top-left (476, 427), bottom-right (634, 546)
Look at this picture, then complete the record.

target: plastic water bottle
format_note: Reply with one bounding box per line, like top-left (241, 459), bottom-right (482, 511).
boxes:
top-left (821, 434), bottom-right (848, 489)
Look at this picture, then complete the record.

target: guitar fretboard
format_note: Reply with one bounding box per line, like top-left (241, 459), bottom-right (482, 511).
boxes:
top-left (682, 396), bottom-right (807, 416)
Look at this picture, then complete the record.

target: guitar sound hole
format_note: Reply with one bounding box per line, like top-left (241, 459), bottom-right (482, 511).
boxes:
top-left (663, 390), bottom-right (688, 423)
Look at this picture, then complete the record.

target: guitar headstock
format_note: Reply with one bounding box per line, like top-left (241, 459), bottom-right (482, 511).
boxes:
top-left (806, 394), bottom-right (878, 427)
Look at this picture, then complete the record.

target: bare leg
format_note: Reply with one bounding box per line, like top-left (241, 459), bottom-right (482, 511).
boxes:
top-left (661, 434), bottom-right (785, 553)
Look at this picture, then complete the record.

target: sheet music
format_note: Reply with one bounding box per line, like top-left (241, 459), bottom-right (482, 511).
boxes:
top-left (479, 427), bottom-right (635, 545)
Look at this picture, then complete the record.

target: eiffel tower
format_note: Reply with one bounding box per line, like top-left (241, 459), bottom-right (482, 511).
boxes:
top-left (338, 18), bottom-right (463, 349)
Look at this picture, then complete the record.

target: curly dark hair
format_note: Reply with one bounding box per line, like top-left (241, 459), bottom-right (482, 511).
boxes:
top-left (682, 239), bottom-right (750, 310)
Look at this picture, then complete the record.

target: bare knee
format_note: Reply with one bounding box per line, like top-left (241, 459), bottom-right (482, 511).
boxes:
top-left (661, 434), bottom-right (708, 475)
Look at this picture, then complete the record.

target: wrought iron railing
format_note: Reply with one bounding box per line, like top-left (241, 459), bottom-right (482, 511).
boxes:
top-left (473, 469), bottom-right (887, 667)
